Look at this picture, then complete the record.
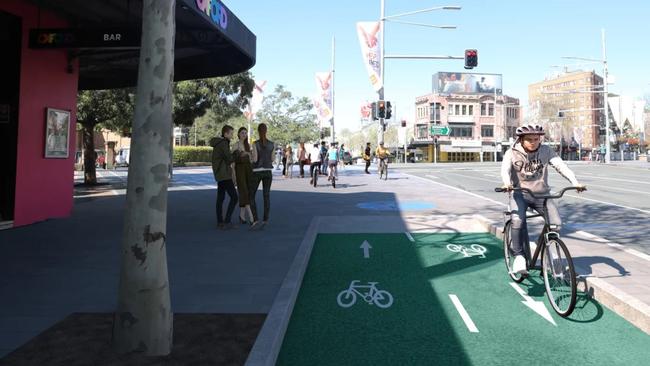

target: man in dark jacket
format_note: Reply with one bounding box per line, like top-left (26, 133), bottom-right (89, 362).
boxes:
top-left (363, 142), bottom-right (371, 174)
top-left (211, 125), bottom-right (238, 229)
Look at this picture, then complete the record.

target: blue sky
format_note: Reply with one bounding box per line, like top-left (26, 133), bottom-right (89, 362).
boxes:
top-left (225, 0), bottom-right (650, 133)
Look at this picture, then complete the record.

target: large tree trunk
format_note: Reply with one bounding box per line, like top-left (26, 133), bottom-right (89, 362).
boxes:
top-left (82, 122), bottom-right (97, 184)
top-left (112, 0), bottom-right (175, 356)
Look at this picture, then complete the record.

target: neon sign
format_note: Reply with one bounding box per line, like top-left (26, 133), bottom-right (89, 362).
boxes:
top-left (195, 0), bottom-right (228, 30)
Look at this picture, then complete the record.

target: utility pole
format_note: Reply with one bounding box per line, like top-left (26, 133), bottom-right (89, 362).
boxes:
top-left (379, 0), bottom-right (386, 145)
top-left (331, 36), bottom-right (336, 144)
top-left (602, 29), bottom-right (611, 163)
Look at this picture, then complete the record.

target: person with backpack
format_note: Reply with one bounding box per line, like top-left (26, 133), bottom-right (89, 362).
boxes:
top-left (211, 125), bottom-right (238, 230)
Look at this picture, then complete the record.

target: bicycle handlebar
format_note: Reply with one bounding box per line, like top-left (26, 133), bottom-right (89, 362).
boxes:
top-left (494, 186), bottom-right (585, 199)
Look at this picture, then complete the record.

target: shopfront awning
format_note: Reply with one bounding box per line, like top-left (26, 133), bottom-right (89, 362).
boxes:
top-left (27, 0), bottom-right (256, 90)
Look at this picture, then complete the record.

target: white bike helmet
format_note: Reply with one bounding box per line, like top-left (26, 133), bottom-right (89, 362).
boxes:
top-left (515, 124), bottom-right (545, 136)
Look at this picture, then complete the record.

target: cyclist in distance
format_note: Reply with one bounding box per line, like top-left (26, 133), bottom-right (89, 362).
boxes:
top-left (500, 123), bottom-right (586, 275)
top-left (375, 142), bottom-right (390, 174)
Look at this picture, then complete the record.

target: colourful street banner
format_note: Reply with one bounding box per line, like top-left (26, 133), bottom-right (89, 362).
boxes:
top-left (315, 72), bottom-right (333, 122)
top-left (360, 101), bottom-right (372, 121)
top-left (244, 80), bottom-right (266, 121)
top-left (356, 21), bottom-right (382, 92)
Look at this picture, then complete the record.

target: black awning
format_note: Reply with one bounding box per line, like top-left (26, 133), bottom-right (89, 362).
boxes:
top-left (28, 0), bottom-right (256, 90)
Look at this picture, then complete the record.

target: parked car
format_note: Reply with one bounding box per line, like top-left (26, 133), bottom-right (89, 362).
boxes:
top-left (115, 147), bottom-right (131, 167)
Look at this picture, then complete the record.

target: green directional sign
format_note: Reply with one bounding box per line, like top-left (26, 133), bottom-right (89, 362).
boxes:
top-left (430, 125), bottom-right (450, 136)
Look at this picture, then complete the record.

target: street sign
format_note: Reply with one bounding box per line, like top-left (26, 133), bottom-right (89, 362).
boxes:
top-left (430, 125), bottom-right (450, 136)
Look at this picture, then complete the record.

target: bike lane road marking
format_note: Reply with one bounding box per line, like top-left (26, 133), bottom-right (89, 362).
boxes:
top-left (449, 294), bottom-right (479, 333)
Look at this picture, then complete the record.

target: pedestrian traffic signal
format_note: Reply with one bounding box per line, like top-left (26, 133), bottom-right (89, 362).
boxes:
top-left (378, 100), bottom-right (386, 119)
top-left (464, 49), bottom-right (477, 69)
top-left (386, 101), bottom-right (392, 119)
top-left (371, 102), bottom-right (378, 120)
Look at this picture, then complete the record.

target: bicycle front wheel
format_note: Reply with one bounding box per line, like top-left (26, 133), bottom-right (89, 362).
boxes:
top-left (541, 238), bottom-right (577, 317)
top-left (503, 222), bottom-right (525, 283)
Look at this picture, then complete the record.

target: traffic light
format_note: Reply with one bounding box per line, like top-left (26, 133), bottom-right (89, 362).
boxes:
top-left (386, 101), bottom-right (392, 119)
top-left (464, 49), bottom-right (478, 69)
top-left (401, 120), bottom-right (407, 128)
top-left (371, 102), bottom-right (378, 120)
top-left (378, 100), bottom-right (386, 119)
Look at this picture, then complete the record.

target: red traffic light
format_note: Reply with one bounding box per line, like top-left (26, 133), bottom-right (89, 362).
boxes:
top-left (464, 49), bottom-right (478, 69)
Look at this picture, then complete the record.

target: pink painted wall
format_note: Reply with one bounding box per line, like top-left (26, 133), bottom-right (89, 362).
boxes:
top-left (1, 1), bottom-right (78, 226)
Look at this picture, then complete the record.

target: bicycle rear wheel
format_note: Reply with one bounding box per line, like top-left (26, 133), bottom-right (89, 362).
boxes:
top-left (503, 222), bottom-right (525, 283)
top-left (541, 238), bottom-right (577, 317)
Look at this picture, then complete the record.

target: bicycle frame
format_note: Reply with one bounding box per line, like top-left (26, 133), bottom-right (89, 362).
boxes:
top-left (504, 193), bottom-right (561, 271)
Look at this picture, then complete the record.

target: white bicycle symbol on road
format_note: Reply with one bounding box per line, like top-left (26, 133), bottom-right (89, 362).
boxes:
top-left (446, 244), bottom-right (487, 258)
top-left (337, 280), bottom-right (394, 309)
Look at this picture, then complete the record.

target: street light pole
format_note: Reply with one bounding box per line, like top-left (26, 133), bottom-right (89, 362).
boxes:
top-left (602, 28), bottom-right (611, 163)
top-left (379, 0), bottom-right (385, 145)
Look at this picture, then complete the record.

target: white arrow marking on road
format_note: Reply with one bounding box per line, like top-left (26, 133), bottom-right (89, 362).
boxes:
top-left (449, 294), bottom-right (479, 333)
top-left (405, 232), bottom-right (415, 242)
top-left (360, 241), bottom-right (372, 259)
top-left (509, 282), bottom-right (557, 326)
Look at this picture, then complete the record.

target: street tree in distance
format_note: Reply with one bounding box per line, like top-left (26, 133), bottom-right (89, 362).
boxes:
top-left (256, 85), bottom-right (319, 146)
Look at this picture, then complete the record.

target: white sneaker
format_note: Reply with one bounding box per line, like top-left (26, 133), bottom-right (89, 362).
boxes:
top-left (513, 255), bottom-right (528, 275)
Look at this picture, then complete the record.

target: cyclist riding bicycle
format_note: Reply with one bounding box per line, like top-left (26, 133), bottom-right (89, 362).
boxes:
top-left (327, 142), bottom-right (339, 182)
top-left (375, 142), bottom-right (390, 172)
top-left (500, 123), bottom-right (586, 275)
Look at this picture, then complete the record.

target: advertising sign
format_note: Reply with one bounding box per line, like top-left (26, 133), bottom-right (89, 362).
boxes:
top-left (315, 72), bottom-right (333, 122)
top-left (433, 72), bottom-right (502, 95)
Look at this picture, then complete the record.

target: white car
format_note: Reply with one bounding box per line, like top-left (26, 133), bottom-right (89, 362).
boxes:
top-left (115, 147), bottom-right (131, 167)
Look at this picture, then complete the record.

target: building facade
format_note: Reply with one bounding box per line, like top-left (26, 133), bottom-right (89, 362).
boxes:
top-left (0, 0), bottom-right (256, 229)
top-left (528, 70), bottom-right (605, 152)
top-left (412, 92), bottom-right (521, 162)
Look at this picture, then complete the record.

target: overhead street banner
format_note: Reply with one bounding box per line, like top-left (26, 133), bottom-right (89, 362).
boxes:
top-left (433, 72), bottom-right (503, 95)
top-left (315, 72), bottom-right (333, 123)
top-left (356, 22), bottom-right (382, 92)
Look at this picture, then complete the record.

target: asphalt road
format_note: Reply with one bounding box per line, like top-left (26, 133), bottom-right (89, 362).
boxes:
top-left (395, 161), bottom-right (650, 255)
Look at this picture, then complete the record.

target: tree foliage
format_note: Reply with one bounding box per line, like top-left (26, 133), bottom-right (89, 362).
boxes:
top-left (255, 85), bottom-right (320, 146)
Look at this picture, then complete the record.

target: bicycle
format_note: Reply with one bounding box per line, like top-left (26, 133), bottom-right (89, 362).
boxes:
top-left (495, 186), bottom-right (585, 317)
top-left (328, 163), bottom-right (338, 188)
top-left (311, 164), bottom-right (320, 188)
top-left (336, 280), bottom-right (394, 309)
top-left (378, 158), bottom-right (388, 180)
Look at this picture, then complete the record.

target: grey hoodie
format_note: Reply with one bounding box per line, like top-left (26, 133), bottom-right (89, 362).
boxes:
top-left (501, 142), bottom-right (579, 193)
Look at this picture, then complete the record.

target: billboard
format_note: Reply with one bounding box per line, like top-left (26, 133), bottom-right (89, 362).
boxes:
top-left (432, 72), bottom-right (502, 95)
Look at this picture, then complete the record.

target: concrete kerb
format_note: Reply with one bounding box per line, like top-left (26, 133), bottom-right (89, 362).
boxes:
top-left (472, 214), bottom-right (650, 335)
top-left (245, 214), bottom-right (491, 366)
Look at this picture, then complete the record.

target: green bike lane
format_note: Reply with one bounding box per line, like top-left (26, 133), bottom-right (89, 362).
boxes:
top-left (277, 233), bottom-right (650, 366)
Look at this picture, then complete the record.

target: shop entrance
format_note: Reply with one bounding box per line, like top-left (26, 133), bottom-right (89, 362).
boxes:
top-left (0, 11), bottom-right (21, 225)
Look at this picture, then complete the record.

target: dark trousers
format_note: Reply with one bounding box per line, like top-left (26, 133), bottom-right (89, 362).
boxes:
top-left (216, 179), bottom-right (238, 224)
top-left (365, 159), bottom-right (371, 172)
top-left (250, 170), bottom-right (272, 222)
top-left (299, 160), bottom-right (307, 177)
top-left (310, 162), bottom-right (321, 178)
top-left (282, 157), bottom-right (287, 175)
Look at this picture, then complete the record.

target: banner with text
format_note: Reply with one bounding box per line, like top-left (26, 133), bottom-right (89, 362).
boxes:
top-left (356, 21), bottom-right (382, 92)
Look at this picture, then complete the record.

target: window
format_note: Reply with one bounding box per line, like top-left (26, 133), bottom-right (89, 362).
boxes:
top-left (450, 125), bottom-right (473, 137)
top-left (448, 104), bottom-right (454, 115)
top-left (468, 105), bottom-right (474, 116)
top-left (481, 103), bottom-right (486, 116)
top-left (488, 103), bottom-right (494, 116)
top-left (481, 125), bottom-right (494, 137)
top-left (455, 104), bottom-right (460, 116)
top-left (417, 124), bottom-right (428, 139)
top-left (430, 103), bottom-right (441, 123)
top-left (462, 105), bottom-right (467, 115)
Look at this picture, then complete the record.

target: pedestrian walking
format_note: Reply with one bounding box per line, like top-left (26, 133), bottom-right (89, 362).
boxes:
top-left (285, 144), bottom-right (294, 178)
top-left (320, 141), bottom-right (328, 175)
top-left (309, 142), bottom-right (322, 185)
top-left (281, 146), bottom-right (288, 176)
top-left (211, 125), bottom-right (238, 230)
top-left (363, 142), bottom-right (372, 174)
top-left (297, 142), bottom-right (308, 178)
top-left (599, 144), bottom-right (606, 163)
top-left (275, 147), bottom-right (282, 170)
top-left (250, 123), bottom-right (274, 230)
top-left (233, 127), bottom-right (255, 225)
